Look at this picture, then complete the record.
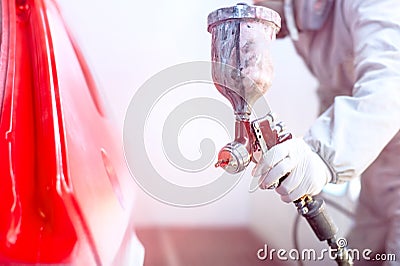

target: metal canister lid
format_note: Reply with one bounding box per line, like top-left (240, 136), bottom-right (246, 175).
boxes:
top-left (207, 3), bottom-right (281, 33)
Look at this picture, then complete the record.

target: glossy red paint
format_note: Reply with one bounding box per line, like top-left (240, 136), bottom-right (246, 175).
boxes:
top-left (0, 0), bottom-right (138, 264)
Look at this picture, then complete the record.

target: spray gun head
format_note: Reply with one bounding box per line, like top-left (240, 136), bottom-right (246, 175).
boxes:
top-left (214, 142), bottom-right (251, 173)
top-left (208, 3), bottom-right (281, 173)
top-left (215, 120), bottom-right (253, 174)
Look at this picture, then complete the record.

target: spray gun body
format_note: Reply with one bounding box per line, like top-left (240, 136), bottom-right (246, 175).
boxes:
top-left (207, 4), bottom-right (352, 265)
top-left (208, 3), bottom-right (288, 175)
top-left (214, 114), bottom-right (291, 176)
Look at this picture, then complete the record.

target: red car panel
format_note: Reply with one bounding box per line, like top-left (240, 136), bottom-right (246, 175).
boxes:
top-left (0, 0), bottom-right (139, 264)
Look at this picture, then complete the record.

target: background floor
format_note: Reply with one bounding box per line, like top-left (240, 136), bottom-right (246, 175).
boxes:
top-left (136, 227), bottom-right (290, 266)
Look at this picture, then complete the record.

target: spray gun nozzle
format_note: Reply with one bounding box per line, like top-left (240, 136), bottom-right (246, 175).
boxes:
top-left (215, 159), bottom-right (230, 168)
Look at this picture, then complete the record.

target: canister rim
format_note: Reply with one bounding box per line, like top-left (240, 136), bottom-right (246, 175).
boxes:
top-left (207, 3), bottom-right (281, 33)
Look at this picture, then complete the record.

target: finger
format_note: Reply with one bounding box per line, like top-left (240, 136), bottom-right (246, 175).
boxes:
top-left (281, 174), bottom-right (311, 202)
top-left (252, 163), bottom-right (271, 178)
top-left (275, 169), bottom-right (302, 196)
top-left (252, 139), bottom-right (296, 177)
top-left (286, 180), bottom-right (324, 203)
top-left (258, 174), bottom-right (270, 190)
top-left (280, 194), bottom-right (293, 203)
top-left (263, 141), bottom-right (293, 166)
top-left (252, 159), bottom-right (272, 178)
top-left (259, 158), bottom-right (294, 189)
top-left (283, 189), bottom-right (304, 203)
top-left (259, 157), bottom-right (296, 189)
top-left (257, 172), bottom-right (281, 190)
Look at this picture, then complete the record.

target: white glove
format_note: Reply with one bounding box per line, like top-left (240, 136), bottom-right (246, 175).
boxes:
top-left (252, 138), bottom-right (333, 203)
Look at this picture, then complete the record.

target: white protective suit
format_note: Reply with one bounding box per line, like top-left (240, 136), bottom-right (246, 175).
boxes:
top-left (258, 0), bottom-right (400, 264)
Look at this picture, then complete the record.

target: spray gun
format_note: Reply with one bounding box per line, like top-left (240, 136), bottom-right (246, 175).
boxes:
top-left (207, 4), bottom-right (352, 265)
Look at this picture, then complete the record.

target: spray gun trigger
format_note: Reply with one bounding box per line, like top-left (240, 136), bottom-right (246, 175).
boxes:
top-left (251, 120), bottom-right (269, 155)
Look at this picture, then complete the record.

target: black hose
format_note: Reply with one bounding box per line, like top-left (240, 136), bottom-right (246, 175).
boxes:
top-left (292, 195), bottom-right (355, 266)
top-left (293, 212), bottom-right (304, 266)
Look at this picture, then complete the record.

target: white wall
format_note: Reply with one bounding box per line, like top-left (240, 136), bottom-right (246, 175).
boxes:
top-left (55, 0), bottom-right (350, 243)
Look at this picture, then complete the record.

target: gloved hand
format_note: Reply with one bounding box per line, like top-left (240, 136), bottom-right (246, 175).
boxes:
top-left (252, 138), bottom-right (333, 203)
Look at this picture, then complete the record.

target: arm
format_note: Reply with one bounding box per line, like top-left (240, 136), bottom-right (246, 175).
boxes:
top-left (305, 0), bottom-right (400, 183)
top-left (253, 0), bottom-right (400, 203)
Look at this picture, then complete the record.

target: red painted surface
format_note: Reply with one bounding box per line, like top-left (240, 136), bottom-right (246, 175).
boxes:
top-left (0, 0), bottom-right (137, 264)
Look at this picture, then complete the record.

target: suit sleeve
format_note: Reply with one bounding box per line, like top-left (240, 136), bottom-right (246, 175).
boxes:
top-left (304, 0), bottom-right (400, 183)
